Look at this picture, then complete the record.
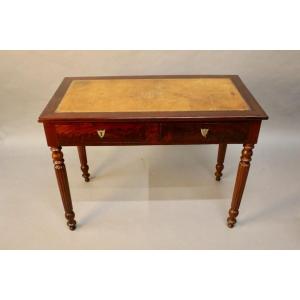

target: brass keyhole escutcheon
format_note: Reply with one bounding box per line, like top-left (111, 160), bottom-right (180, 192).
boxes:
top-left (201, 128), bottom-right (209, 138)
top-left (97, 129), bottom-right (106, 138)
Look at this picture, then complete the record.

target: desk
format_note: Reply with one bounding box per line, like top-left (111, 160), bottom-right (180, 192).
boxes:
top-left (38, 75), bottom-right (268, 230)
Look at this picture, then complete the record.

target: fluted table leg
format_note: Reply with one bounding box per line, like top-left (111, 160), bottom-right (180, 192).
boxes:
top-left (227, 144), bottom-right (254, 228)
top-left (215, 143), bottom-right (227, 181)
top-left (77, 146), bottom-right (90, 182)
top-left (51, 147), bottom-right (76, 231)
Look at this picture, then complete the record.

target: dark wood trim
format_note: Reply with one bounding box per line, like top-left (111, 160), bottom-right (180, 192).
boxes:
top-left (215, 144), bottom-right (227, 181)
top-left (230, 76), bottom-right (268, 119)
top-left (227, 144), bottom-right (254, 228)
top-left (51, 147), bottom-right (76, 231)
top-left (77, 146), bottom-right (90, 182)
top-left (43, 120), bottom-right (261, 147)
top-left (43, 123), bottom-right (59, 146)
top-left (38, 75), bottom-right (268, 123)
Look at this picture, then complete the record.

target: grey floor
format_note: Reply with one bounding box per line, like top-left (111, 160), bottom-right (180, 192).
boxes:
top-left (0, 50), bottom-right (300, 249)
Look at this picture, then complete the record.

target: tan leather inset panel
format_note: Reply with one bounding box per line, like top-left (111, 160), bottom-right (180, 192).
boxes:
top-left (56, 78), bottom-right (249, 113)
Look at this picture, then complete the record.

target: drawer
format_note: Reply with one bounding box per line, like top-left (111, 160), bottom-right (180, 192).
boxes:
top-left (55, 122), bottom-right (147, 145)
top-left (161, 122), bottom-right (250, 144)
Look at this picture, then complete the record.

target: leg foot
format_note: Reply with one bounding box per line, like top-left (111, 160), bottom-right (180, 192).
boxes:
top-left (51, 147), bottom-right (77, 231)
top-left (227, 222), bottom-right (234, 229)
top-left (66, 212), bottom-right (77, 230)
top-left (227, 209), bottom-right (238, 228)
top-left (68, 224), bottom-right (76, 231)
top-left (83, 175), bottom-right (90, 182)
top-left (77, 146), bottom-right (90, 182)
top-left (226, 144), bottom-right (254, 228)
top-left (215, 144), bottom-right (227, 181)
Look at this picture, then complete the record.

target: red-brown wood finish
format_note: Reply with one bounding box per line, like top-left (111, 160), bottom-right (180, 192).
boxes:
top-left (227, 144), bottom-right (254, 228)
top-left (51, 147), bottom-right (76, 230)
top-left (38, 75), bottom-right (268, 230)
top-left (38, 75), bottom-right (268, 123)
top-left (161, 122), bottom-right (250, 144)
top-left (56, 122), bottom-right (147, 145)
top-left (215, 144), bottom-right (227, 181)
top-left (43, 120), bottom-right (261, 146)
top-left (77, 146), bottom-right (90, 182)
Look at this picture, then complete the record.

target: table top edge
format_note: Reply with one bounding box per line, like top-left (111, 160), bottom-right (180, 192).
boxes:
top-left (38, 75), bottom-right (269, 123)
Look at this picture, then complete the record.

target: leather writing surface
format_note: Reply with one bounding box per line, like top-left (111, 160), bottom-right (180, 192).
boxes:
top-left (56, 78), bottom-right (249, 113)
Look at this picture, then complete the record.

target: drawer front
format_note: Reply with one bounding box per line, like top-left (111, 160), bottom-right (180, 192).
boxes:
top-left (55, 122), bottom-right (147, 145)
top-left (161, 122), bottom-right (250, 144)
top-left (48, 121), bottom-right (255, 146)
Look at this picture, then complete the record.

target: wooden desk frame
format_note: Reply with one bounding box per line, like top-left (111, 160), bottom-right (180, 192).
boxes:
top-left (39, 75), bottom-right (268, 230)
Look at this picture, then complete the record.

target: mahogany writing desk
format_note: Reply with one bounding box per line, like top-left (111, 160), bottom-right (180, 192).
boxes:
top-left (38, 75), bottom-right (268, 231)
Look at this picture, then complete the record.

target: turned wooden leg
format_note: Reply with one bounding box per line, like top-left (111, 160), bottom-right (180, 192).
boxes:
top-left (227, 144), bottom-right (254, 228)
top-left (51, 147), bottom-right (77, 231)
top-left (215, 143), bottom-right (227, 181)
top-left (77, 146), bottom-right (90, 182)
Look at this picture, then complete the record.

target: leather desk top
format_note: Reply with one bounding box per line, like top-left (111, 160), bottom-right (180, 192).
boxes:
top-left (56, 78), bottom-right (249, 113)
top-left (38, 75), bottom-right (268, 122)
